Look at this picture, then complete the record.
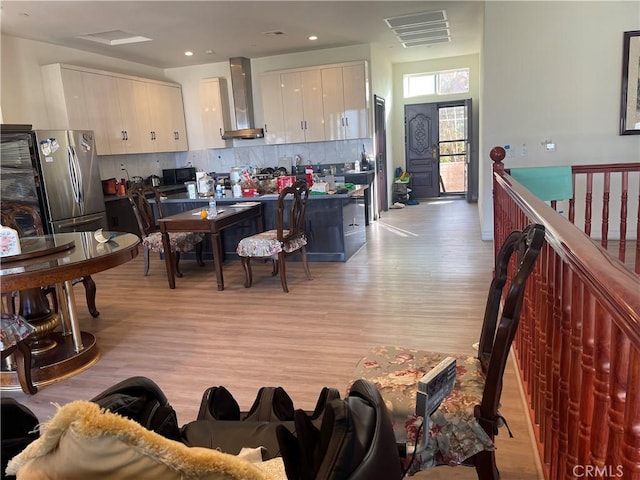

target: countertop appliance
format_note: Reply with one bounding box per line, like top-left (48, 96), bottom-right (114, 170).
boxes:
top-left (162, 167), bottom-right (196, 186)
top-left (0, 125), bottom-right (107, 234)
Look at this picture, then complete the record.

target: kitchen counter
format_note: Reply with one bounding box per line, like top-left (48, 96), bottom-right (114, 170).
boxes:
top-left (155, 186), bottom-right (368, 262)
top-left (103, 184), bottom-right (185, 203)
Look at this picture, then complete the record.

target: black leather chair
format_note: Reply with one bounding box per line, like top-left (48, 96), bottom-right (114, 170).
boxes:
top-left (276, 379), bottom-right (404, 480)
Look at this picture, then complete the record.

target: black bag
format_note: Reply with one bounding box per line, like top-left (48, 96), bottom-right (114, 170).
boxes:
top-left (182, 385), bottom-right (341, 460)
top-left (1, 398), bottom-right (40, 480)
top-left (90, 376), bottom-right (181, 441)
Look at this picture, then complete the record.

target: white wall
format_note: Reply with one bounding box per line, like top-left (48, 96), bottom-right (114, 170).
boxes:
top-left (480, 1), bottom-right (640, 239)
top-left (0, 35), bottom-right (166, 127)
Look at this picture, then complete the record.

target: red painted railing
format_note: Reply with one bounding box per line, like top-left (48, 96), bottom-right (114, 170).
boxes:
top-left (492, 154), bottom-right (640, 480)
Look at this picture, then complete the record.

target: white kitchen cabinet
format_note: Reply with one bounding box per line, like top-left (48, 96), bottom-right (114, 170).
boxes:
top-left (321, 63), bottom-right (368, 140)
top-left (167, 85), bottom-right (188, 151)
top-left (40, 63), bottom-right (189, 155)
top-left (281, 69), bottom-right (325, 143)
top-left (260, 72), bottom-right (285, 145)
top-left (199, 78), bottom-right (231, 149)
top-left (146, 82), bottom-right (188, 152)
top-left (81, 72), bottom-right (125, 154)
top-left (41, 65), bottom-right (90, 130)
top-left (116, 77), bottom-right (155, 154)
top-left (260, 60), bottom-right (368, 145)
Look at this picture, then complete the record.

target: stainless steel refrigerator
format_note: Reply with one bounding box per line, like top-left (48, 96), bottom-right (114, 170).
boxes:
top-left (1, 126), bottom-right (107, 234)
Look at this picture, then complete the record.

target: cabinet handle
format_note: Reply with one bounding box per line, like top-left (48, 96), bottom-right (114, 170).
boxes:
top-left (341, 117), bottom-right (344, 127)
top-left (121, 131), bottom-right (125, 140)
top-left (150, 131), bottom-right (154, 141)
top-left (264, 124), bottom-right (268, 133)
top-left (219, 128), bottom-right (223, 138)
top-left (345, 118), bottom-right (349, 127)
top-left (123, 131), bottom-right (128, 141)
top-left (175, 131), bottom-right (179, 140)
top-left (300, 121), bottom-right (304, 131)
top-left (304, 121), bottom-right (307, 130)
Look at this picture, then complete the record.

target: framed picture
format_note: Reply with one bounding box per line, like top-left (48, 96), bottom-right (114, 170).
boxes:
top-left (620, 30), bottom-right (640, 135)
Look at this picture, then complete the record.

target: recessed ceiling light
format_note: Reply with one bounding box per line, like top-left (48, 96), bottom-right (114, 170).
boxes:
top-left (308, 35), bottom-right (318, 41)
top-left (184, 51), bottom-right (193, 56)
top-left (205, 50), bottom-right (214, 55)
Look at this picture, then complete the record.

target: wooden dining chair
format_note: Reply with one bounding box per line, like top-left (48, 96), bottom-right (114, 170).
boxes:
top-left (127, 184), bottom-right (204, 277)
top-left (352, 223), bottom-right (545, 479)
top-left (236, 179), bottom-right (312, 293)
top-left (0, 201), bottom-right (99, 318)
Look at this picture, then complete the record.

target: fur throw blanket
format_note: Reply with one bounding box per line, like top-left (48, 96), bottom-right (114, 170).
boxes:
top-left (6, 400), bottom-right (285, 480)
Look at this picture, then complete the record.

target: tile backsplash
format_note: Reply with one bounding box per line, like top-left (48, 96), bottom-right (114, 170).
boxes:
top-left (97, 138), bottom-right (373, 179)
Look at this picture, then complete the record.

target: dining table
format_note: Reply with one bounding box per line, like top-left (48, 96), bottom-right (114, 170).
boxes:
top-left (158, 202), bottom-right (264, 290)
top-left (0, 231), bottom-right (139, 391)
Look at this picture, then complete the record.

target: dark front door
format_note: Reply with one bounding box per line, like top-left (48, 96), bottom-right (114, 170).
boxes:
top-left (404, 103), bottom-right (439, 198)
top-left (374, 95), bottom-right (388, 215)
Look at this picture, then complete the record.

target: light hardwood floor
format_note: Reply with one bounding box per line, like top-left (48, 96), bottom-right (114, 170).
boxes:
top-left (3, 198), bottom-right (543, 479)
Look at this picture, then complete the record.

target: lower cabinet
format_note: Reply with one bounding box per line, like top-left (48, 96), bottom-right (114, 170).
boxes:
top-left (105, 198), bottom-right (140, 235)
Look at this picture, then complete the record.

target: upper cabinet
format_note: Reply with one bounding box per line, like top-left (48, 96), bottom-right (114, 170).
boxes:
top-left (199, 77), bottom-right (231, 149)
top-left (260, 72), bottom-right (286, 145)
top-left (281, 69), bottom-right (325, 143)
top-left (321, 63), bottom-right (368, 140)
top-left (41, 64), bottom-right (189, 155)
top-left (260, 61), bottom-right (369, 145)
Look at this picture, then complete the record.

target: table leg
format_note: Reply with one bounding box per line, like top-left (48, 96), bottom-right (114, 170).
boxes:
top-left (210, 232), bottom-right (225, 291)
top-left (364, 188), bottom-right (371, 226)
top-left (161, 232), bottom-right (176, 289)
top-left (62, 280), bottom-right (84, 353)
top-left (56, 283), bottom-right (71, 336)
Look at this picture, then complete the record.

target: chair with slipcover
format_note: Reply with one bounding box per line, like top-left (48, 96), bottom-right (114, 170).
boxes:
top-left (0, 201), bottom-right (100, 318)
top-left (352, 223), bottom-right (545, 480)
top-left (127, 184), bottom-right (204, 277)
top-left (236, 179), bottom-right (312, 293)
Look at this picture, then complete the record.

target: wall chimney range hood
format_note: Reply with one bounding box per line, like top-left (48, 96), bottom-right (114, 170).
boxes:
top-left (222, 57), bottom-right (264, 140)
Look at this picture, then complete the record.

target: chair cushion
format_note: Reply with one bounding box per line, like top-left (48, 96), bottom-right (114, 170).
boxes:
top-left (353, 346), bottom-right (495, 474)
top-left (236, 230), bottom-right (307, 258)
top-left (142, 232), bottom-right (204, 253)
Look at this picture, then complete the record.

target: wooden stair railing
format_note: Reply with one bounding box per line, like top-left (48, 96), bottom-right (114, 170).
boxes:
top-left (491, 152), bottom-right (640, 480)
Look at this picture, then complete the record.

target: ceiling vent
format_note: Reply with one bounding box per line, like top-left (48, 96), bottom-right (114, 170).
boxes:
top-left (384, 10), bottom-right (451, 48)
top-left (77, 30), bottom-right (152, 46)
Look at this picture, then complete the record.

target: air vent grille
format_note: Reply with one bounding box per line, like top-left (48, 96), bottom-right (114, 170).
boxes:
top-left (384, 10), bottom-right (451, 48)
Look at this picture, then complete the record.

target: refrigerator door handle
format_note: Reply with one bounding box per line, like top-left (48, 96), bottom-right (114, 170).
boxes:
top-left (57, 214), bottom-right (103, 229)
top-left (67, 143), bottom-right (85, 213)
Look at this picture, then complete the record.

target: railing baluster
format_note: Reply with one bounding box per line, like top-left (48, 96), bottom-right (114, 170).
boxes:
top-left (601, 171), bottom-right (611, 250)
top-left (557, 262), bottom-right (572, 478)
top-left (589, 304), bottom-right (610, 467)
top-left (578, 290), bottom-right (596, 466)
top-left (566, 277), bottom-right (583, 479)
top-left (606, 323), bottom-right (629, 473)
top-left (619, 171), bottom-right (628, 263)
top-left (621, 347), bottom-right (640, 479)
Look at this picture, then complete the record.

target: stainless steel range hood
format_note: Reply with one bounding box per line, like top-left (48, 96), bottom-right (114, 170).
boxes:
top-left (222, 57), bottom-right (264, 140)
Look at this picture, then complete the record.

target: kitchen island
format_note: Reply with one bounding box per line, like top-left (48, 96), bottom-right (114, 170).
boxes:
top-left (157, 186), bottom-right (368, 262)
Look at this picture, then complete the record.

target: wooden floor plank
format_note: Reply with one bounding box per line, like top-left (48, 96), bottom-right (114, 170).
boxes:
top-left (2, 198), bottom-right (543, 479)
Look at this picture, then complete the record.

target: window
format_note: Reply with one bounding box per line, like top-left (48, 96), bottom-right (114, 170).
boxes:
top-left (403, 68), bottom-right (469, 98)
